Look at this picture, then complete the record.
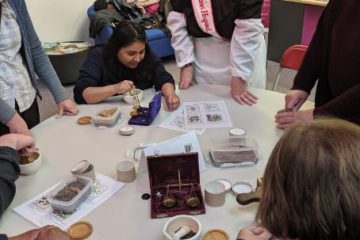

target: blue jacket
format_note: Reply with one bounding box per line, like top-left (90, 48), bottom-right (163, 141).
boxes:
top-left (0, 0), bottom-right (68, 124)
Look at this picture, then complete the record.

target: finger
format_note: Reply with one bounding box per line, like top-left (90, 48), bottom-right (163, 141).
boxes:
top-left (56, 108), bottom-right (64, 119)
top-left (173, 100), bottom-right (180, 110)
top-left (167, 99), bottom-right (174, 112)
top-left (21, 147), bottom-right (35, 156)
top-left (258, 231), bottom-right (273, 238)
top-left (246, 91), bottom-right (258, 100)
top-left (170, 99), bottom-right (180, 111)
top-left (285, 96), bottom-right (299, 110)
top-left (275, 116), bottom-right (296, 124)
top-left (275, 111), bottom-right (295, 119)
top-left (239, 94), bottom-right (254, 105)
top-left (277, 122), bottom-right (293, 130)
top-left (232, 94), bottom-right (245, 105)
top-left (252, 227), bottom-right (267, 235)
top-left (179, 80), bottom-right (189, 89)
top-left (63, 108), bottom-right (78, 116)
top-left (245, 94), bottom-right (258, 104)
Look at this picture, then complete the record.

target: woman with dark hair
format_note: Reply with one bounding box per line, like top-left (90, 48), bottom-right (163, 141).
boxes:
top-left (74, 21), bottom-right (180, 111)
top-left (237, 118), bottom-right (360, 240)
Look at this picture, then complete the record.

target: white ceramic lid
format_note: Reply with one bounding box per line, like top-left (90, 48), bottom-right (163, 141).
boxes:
top-left (229, 128), bottom-right (246, 136)
top-left (71, 160), bottom-right (90, 174)
top-left (231, 181), bottom-right (253, 195)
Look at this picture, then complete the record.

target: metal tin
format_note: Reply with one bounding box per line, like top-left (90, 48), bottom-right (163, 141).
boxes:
top-left (231, 181), bottom-right (253, 195)
top-left (203, 229), bottom-right (229, 240)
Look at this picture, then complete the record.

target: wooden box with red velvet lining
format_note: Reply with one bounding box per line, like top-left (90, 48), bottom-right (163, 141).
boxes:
top-left (147, 153), bottom-right (206, 219)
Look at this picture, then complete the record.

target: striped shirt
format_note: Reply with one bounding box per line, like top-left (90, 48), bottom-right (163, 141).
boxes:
top-left (0, 0), bottom-right (36, 113)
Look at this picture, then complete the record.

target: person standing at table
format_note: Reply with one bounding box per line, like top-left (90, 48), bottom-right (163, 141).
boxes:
top-left (0, 134), bottom-right (71, 240)
top-left (74, 20), bottom-right (180, 111)
top-left (275, 0), bottom-right (360, 129)
top-left (0, 0), bottom-right (78, 141)
top-left (237, 118), bottom-right (360, 240)
top-left (167, 0), bottom-right (266, 105)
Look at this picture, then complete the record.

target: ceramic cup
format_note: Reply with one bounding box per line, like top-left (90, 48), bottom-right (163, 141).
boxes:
top-left (163, 215), bottom-right (202, 240)
top-left (71, 160), bottom-right (96, 182)
top-left (116, 160), bottom-right (136, 183)
top-left (204, 181), bottom-right (226, 207)
top-left (19, 151), bottom-right (42, 175)
top-left (123, 89), bottom-right (143, 105)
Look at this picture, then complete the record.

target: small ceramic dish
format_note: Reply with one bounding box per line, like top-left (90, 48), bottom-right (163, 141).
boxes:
top-left (123, 89), bottom-right (143, 105)
top-left (163, 215), bottom-right (202, 240)
top-left (19, 151), bottom-right (42, 175)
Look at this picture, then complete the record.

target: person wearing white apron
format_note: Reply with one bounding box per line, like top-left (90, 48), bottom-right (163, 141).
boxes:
top-left (168, 0), bottom-right (266, 105)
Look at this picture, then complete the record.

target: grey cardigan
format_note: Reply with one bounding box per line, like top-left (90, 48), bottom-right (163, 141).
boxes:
top-left (0, 0), bottom-right (68, 124)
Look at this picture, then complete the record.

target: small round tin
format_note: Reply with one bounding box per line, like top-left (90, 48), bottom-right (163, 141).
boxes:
top-left (203, 229), bottom-right (229, 240)
top-left (231, 181), bottom-right (253, 195)
top-left (67, 221), bottom-right (93, 239)
top-left (229, 128), bottom-right (246, 136)
top-left (119, 126), bottom-right (135, 136)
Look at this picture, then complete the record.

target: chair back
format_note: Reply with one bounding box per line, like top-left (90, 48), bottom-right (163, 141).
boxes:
top-left (279, 45), bottom-right (308, 71)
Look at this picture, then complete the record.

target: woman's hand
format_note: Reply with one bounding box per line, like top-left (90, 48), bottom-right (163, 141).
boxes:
top-left (231, 76), bottom-right (258, 105)
top-left (9, 225), bottom-right (72, 240)
top-left (36, 225), bottom-right (72, 240)
top-left (0, 134), bottom-right (35, 154)
top-left (6, 113), bottom-right (32, 136)
top-left (6, 114), bottom-right (37, 154)
top-left (113, 80), bottom-right (134, 94)
top-left (165, 94), bottom-right (180, 111)
top-left (179, 64), bottom-right (194, 89)
top-left (237, 226), bottom-right (273, 240)
top-left (161, 83), bottom-right (180, 111)
top-left (284, 90), bottom-right (309, 111)
top-left (56, 99), bottom-right (78, 118)
top-left (275, 108), bottom-right (314, 129)
top-left (8, 228), bottom-right (40, 240)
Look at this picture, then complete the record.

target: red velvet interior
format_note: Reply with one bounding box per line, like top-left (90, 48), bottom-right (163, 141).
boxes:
top-left (147, 153), bottom-right (206, 218)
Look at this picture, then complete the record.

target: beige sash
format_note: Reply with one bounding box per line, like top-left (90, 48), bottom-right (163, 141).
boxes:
top-left (191, 0), bottom-right (222, 39)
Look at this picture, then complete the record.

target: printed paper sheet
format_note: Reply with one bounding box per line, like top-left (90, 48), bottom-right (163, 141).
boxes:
top-left (159, 105), bottom-right (205, 134)
top-left (140, 131), bottom-right (206, 172)
top-left (13, 174), bottom-right (124, 229)
top-left (183, 101), bottom-right (233, 129)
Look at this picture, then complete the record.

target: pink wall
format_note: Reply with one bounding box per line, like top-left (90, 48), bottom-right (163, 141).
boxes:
top-left (301, 5), bottom-right (324, 45)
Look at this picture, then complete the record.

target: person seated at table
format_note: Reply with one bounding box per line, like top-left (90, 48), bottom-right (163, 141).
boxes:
top-left (275, 0), bottom-right (360, 129)
top-left (237, 118), bottom-right (360, 240)
top-left (74, 21), bottom-right (180, 111)
top-left (0, 134), bottom-right (71, 240)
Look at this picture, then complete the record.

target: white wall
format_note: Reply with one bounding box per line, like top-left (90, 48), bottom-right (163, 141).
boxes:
top-left (25, 0), bottom-right (94, 43)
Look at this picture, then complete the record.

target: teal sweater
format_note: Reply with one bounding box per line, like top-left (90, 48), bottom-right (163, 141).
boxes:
top-left (0, 0), bottom-right (68, 124)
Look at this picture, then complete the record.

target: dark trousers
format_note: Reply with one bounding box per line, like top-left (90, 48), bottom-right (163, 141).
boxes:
top-left (0, 99), bottom-right (40, 136)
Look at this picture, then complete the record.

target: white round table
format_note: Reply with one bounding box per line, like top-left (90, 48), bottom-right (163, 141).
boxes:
top-left (0, 84), bottom-right (313, 239)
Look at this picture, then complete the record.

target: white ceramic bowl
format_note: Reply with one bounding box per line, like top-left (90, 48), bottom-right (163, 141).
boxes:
top-left (163, 215), bottom-right (202, 240)
top-left (19, 151), bottom-right (42, 175)
top-left (123, 89), bottom-right (143, 105)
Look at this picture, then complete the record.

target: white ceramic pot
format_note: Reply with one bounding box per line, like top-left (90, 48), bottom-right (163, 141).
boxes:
top-left (19, 151), bottom-right (42, 175)
top-left (123, 89), bottom-right (143, 105)
top-left (163, 215), bottom-right (202, 240)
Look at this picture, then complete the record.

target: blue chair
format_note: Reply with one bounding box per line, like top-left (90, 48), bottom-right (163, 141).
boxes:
top-left (87, 6), bottom-right (174, 58)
